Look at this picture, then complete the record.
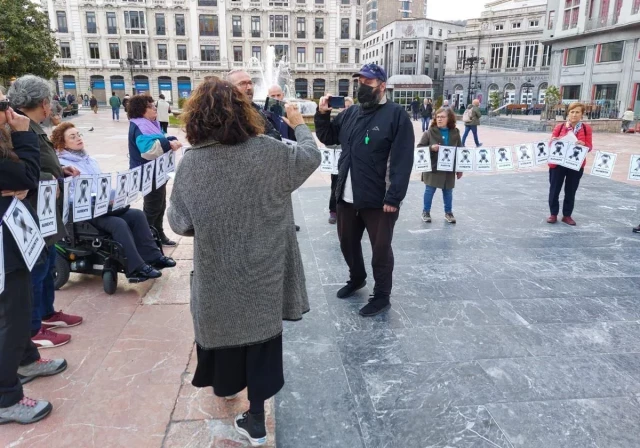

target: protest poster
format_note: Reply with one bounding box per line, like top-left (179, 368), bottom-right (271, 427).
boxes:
top-left (628, 155), bottom-right (640, 181)
top-left (155, 152), bottom-right (169, 188)
top-left (549, 140), bottom-right (568, 165)
top-left (534, 141), bottom-right (549, 165)
top-left (332, 149), bottom-right (342, 175)
top-left (515, 144), bottom-right (534, 169)
top-left (475, 147), bottom-right (493, 172)
top-left (437, 146), bottom-right (455, 172)
top-left (562, 144), bottom-right (588, 171)
top-left (167, 150), bottom-right (176, 173)
top-left (127, 166), bottom-right (142, 204)
top-left (0, 227), bottom-right (4, 294)
top-left (113, 171), bottom-right (130, 210)
top-left (37, 180), bottom-right (58, 237)
top-left (142, 161), bottom-right (155, 197)
top-left (413, 148), bottom-right (432, 172)
top-left (94, 174), bottom-right (112, 218)
top-left (320, 149), bottom-right (333, 173)
top-left (591, 151), bottom-right (616, 178)
top-left (2, 198), bottom-right (45, 271)
top-left (73, 175), bottom-right (94, 222)
top-left (62, 177), bottom-right (72, 225)
top-left (495, 147), bottom-right (514, 171)
top-left (455, 147), bottom-right (474, 172)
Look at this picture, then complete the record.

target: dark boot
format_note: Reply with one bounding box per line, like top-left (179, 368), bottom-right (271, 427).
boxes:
top-left (235, 411), bottom-right (267, 446)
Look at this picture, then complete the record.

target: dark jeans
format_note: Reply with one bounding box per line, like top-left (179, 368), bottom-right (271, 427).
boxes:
top-left (462, 125), bottom-right (481, 147)
top-left (412, 111), bottom-right (419, 121)
top-left (337, 202), bottom-right (399, 297)
top-left (329, 174), bottom-right (338, 213)
top-left (549, 166), bottom-right (584, 217)
top-left (112, 107), bottom-right (120, 120)
top-left (92, 209), bottom-right (163, 274)
top-left (160, 121), bottom-right (168, 134)
top-left (144, 179), bottom-right (167, 235)
top-left (0, 269), bottom-right (41, 408)
top-left (30, 247), bottom-right (57, 332)
top-left (421, 116), bottom-right (431, 132)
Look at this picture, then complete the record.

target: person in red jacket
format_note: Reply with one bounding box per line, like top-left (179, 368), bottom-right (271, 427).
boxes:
top-left (547, 102), bottom-right (593, 226)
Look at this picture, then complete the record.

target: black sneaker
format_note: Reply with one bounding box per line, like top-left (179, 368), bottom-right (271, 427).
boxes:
top-left (160, 234), bottom-right (177, 247)
top-left (336, 280), bottom-right (367, 299)
top-left (152, 256), bottom-right (176, 269)
top-left (131, 264), bottom-right (162, 280)
top-left (359, 295), bottom-right (391, 317)
top-left (235, 411), bottom-right (267, 446)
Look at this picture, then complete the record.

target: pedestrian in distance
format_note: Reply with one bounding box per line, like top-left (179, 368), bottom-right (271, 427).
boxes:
top-left (109, 92), bottom-right (121, 122)
top-left (89, 95), bottom-right (98, 114)
top-left (419, 98), bottom-right (433, 132)
top-left (315, 63), bottom-right (415, 317)
top-left (621, 107), bottom-right (635, 133)
top-left (410, 97), bottom-right (420, 121)
top-left (461, 99), bottom-right (483, 148)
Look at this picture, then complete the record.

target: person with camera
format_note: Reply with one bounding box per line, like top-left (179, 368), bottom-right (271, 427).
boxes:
top-left (0, 90), bottom-right (67, 425)
top-left (314, 63), bottom-right (414, 317)
top-left (9, 75), bottom-right (84, 349)
top-left (265, 85), bottom-right (295, 141)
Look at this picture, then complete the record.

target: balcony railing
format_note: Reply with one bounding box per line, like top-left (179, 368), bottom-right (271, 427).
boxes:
top-left (174, 61), bottom-right (189, 67)
top-left (88, 59), bottom-right (102, 66)
top-left (87, 26), bottom-right (97, 34)
top-left (57, 58), bottom-right (74, 65)
top-left (251, 30), bottom-right (261, 37)
top-left (58, 27), bottom-right (69, 33)
top-left (297, 31), bottom-right (306, 38)
top-left (315, 32), bottom-right (324, 39)
top-left (233, 29), bottom-right (242, 37)
top-left (107, 27), bottom-right (118, 34)
top-left (585, 14), bottom-right (620, 31)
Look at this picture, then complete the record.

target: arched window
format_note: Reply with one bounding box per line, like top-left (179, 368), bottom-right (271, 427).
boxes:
top-left (338, 79), bottom-right (350, 97)
top-left (295, 78), bottom-right (308, 98)
top-left (313, 78), bottom-right (325, 99)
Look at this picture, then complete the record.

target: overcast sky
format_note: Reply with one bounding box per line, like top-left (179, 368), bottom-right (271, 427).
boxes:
top-left (428, 0), bottom-right (487, 21)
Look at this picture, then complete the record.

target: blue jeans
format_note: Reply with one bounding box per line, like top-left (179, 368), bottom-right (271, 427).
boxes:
top-left (30, 247), bottom-right (57, 332)
top-left (112, 107), bottom-right (120, 120)
top-left (462, 125), bottom-right (481, 147)
top-left (423, 185), bottom-right (453, 213)
top-left (421, 116), bottom-right (431, 132)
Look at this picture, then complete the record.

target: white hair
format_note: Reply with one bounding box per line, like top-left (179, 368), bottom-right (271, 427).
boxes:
top-left (7, 74), bottom-right (52, 110)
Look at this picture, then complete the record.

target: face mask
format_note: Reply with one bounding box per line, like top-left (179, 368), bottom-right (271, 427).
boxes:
top-left (357, 84), bottom-right (380, 108)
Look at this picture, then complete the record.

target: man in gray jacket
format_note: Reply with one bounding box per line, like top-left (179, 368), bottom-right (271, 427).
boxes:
top-left (462, 99), bottom-right (483, 148)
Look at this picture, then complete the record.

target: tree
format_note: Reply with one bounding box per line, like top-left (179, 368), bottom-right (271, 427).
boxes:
top-left (543, 85), bottom-right (561, 120)
top-left (0, 0), bottom-right (60, 82)
top-left (489, 91), bottom-right (501, 111)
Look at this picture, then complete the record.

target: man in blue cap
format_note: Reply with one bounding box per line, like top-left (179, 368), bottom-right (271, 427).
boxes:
top-left (314, 63), bottom-right (414, 317)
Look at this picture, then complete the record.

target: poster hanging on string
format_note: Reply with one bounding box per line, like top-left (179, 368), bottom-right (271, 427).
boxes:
top-left (73, 175), bottom-right (94, 222)
top-left (62, 177), bottom-right (72, 225)
top-left (0, 226), bottom-right (4, 295)
top-left (534, 141), bottom-right (549, 165)
top-left (628, 155), bottom-right (640, 181)
top-left (142, 160), bottom-right (155, 196)
top-left (562, 144), bottom-right (588, 171)
top-left (332, 149), bottom-right (342, 175)
top-left (166, 150), bottom-right (176, 173)
top-left (2, 198), bottom-right (45, 271)
top-left (455, 147), bottom-right (474, 172)
top-left (127, 166), bottom-right (142, 204)
top-left (475, 148), bottom-right (493, 172)
top-left (155, 153), bottom-right (169, 188)
top-left (437, 146), bottom-right (455, 172)
top-left (113, 171), bottom-right (130, 210)
top-left (591, 151), bottom-right (617, 178)
top-left (413, 148), bottom-right (432, 172)
top-left (515, 144), bottom-right (534, 169)
top-left (94, 174), bottom-right (112, 218)
top-left (495, 147), bottom-right (514, 171)
top-left (37, 180), bottom-right (58, 237)
top-left (320, 149), bottom-right (333, 173)
top-left (549, 140), bottom-right (569, 165)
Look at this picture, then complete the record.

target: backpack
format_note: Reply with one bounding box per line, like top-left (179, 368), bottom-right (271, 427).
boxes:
top-left (462, 108), bottom-right (472, 123)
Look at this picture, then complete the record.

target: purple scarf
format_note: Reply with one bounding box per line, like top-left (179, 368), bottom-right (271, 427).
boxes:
top-left (131, 118), bottom-right (162, 135)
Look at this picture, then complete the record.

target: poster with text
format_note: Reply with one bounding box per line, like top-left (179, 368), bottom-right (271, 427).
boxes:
top-left (166, 150), bottom-right (176, 173)
top-left (549, 140), bottom-right (568, 165)
top-left (127, 166), bottom-right (142, 204)
top-left (73, 175), bottom-right (94, 222)
top-left (562, 144), bottom-right (588, 171)
top-left (2, 198), bottom-right (45, 271)
top-left (0, 226), bottom-right (4, 295)
top-left (455, 147), bottom-right (474, 172)
top-left (413, 148), bottom-right (432, 172)
top-left (62, 177), bottom-right (72, 225)
top-left (113, 170), bottom-right (130, 210)
top-left (534, 141), bottom-right (549, 165)
top-left (437, 146), bottom-right (455, 172)
top-left (591, 151), bottom-right (617, 178)
top-left (94, 173), bottom-right (112, 218)
top-left (515, 144), bottom-right (534, 169)
top-left (142, 160), bottom-right (155, 197)
top-left (37, 180), bottom-right (58, 237)
top-left (475, 148), bottom-right (493, 172)
top-left (495, 146), bottom-right (514, 171)
top-left (628, 155), bottom-right (640, 181)
top-left (320, 149), bottom-right (333, 173)
top-left (332, 149), bottom-right (342, 175)
top-left (155, 152), bottom-right (169, 188)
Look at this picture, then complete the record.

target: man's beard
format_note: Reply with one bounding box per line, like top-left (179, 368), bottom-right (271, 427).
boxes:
top-left (359, 87), bottom-right (382, 109)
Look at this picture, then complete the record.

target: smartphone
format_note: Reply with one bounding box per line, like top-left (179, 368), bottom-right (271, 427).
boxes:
top-left (0, 99), bottom-right (11, 112)
top-left (264, 97), bottom-right (286, 117)
top-left (328, 96), bottom-right (345, 109)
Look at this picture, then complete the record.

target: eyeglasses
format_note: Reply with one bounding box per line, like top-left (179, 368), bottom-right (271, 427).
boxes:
top-left (435, 115), bottom-right (447, 120)
top-left (236, 80), bottom-right (254, 87)
top-left (67, 133), bottom-right (83, 140)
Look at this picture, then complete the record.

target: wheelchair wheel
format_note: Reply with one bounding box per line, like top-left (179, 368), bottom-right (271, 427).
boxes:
top-left (103, 269), bottom-right (118, 295)
top-left (53, 256), bottom-right (71, 290)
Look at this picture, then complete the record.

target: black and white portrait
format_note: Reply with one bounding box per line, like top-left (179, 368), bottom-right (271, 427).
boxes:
top-left (518, 145), bottom-right (530, 160)
top-left (553, 141), bottom-right (565, 156)
top-left (537, 142), bottom-right (547, 156)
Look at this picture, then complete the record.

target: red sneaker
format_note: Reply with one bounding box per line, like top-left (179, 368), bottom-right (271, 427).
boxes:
top-left (41, 310), bottom-right (83, 329)
top-left (547, 215), bottom-right (558, 223)
top-left (32, 328), bottom-right (71, 349)
top-left (562, 216), bottom-right (577, 226)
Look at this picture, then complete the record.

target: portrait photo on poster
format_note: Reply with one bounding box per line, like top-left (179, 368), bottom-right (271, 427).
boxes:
top-left (629, 155), bottom-right (640, 181)
top-left (437, 146), bottom-right (455, 172)
top-left (155, 153), bottom-right (168, 188)
top-left (549, 140), bottom-right (568, 165)
top-left (128, 166), bottom-right (142, 204)
top-left (37, 180), bottom-right (58, 237)
top-left (414, 148), bottom-right (432, 172)
top-left (495, 147), bottom-right (514, 171)
top-left (516, 144), bottom-right (534, 169)
top-left (167, 150), bottom-right (176, 173)
top-left (591, 151), bottom-right (617, 178)
top-left (62, 177), bottom-right (72, 225)
top-left (94, 174), bottom-right (112, 218)
top-left (562, 143), bottom-right (588, 171)
top-left (2, 198), bottom-right (45, 271)
top-left (475, 147), bottom-right (493, 172)
top-left (534, 141), bottom-right (549, 165)
top-left (332, 149), bottom-right (341, 175)
top-left (73, 175), bottom-right (94, 222)
top-left (320, 149), bottom-right (333, 173)
top-left (113, 170), bottom-right (130, 210)
top-left (142, 160), bottom-right (155, 197)
top-left (455, 147), bottom-right (473, 172)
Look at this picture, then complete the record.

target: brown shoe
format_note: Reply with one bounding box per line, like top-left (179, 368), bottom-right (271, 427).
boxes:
top-left (547, 215), bottom-right (557, 223)
top-left (562, 216), bottom-right (576, 226)
top-left (444, 213), bottom-right (456, 224)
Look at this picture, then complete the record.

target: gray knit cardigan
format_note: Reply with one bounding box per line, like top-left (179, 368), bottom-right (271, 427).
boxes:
top-left (168, 125), bottom-right (321, 349)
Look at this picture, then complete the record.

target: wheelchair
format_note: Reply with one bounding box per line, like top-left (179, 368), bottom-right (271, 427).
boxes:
top-left (53, 213), bottom-right (164, 295)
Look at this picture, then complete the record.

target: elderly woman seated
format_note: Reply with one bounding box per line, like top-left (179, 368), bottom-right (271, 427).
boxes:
top-left (52, 122), bottom-right (176, 280)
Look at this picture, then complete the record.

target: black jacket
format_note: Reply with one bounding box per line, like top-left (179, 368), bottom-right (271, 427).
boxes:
top-left (252, 103), bottom-right (282, 141)
top-left (420, 103), bottom-right (433, 118)
top-left (1, 131), bottom-right (41, 273)
top-left (314, 101), bottom-right (414, 209)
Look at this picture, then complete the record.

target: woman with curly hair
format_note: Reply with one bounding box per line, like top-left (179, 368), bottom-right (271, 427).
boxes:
top-left (168, 77), bottom-right (320, 446)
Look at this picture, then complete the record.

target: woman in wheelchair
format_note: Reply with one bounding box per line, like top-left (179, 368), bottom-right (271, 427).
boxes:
top-left (51, 123), bottom-right (176, 279)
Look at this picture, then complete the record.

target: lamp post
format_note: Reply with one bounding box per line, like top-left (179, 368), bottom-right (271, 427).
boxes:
top-left (119, 57), bottom-right (141, 95)
top-left (458, 47), bottom-right (486, 106)
top-left (522, 77), bottom-right (532, 106)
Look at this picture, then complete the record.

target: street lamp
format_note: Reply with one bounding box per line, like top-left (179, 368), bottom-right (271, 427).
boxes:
top-left (522, 77), bottom-right (533, 106)
top-left (119, 57), bottom-right (141, 94)
top-left (457, 47), bottom-right (486, 106)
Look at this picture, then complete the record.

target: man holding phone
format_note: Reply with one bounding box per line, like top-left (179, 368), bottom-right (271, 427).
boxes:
top-left (265, 85), bottom-right (295, 141)
top-left (314, 63), bottom-right (414, 317)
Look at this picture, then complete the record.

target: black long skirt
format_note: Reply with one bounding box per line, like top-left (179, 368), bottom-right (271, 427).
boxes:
top-left (192, 334), bottom-right (284, 402)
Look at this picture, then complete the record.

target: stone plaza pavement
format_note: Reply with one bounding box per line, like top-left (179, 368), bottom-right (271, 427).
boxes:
top-left (1, 108), bottom-right (640, 447)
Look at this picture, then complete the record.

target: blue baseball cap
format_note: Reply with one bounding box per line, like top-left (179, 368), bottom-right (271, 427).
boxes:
top-left (352, 63), bottom-right (387, 82)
